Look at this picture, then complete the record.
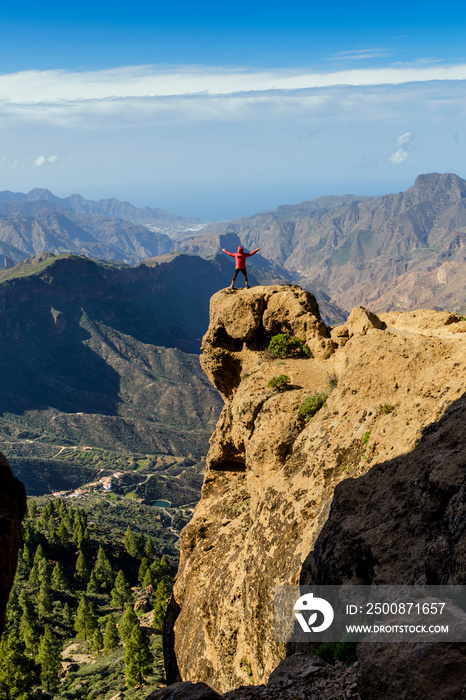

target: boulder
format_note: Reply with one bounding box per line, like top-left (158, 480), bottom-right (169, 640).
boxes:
top-left (60, 661), bottom-right (79, 676)
top-left (357, 641), bottom-right (466, 700)
top-left (268, 653), bottom-right (327, 685)
top-left (135, 596), bottom-right (152, 612)
top-left (330, 324), bottom-right (349, 346)
top-left (347, 306), bottom-right (384, 337)
top-left (145, 681), bottom-right (222, 700)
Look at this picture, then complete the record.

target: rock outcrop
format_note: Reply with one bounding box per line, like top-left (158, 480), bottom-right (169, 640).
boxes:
top-left (0, 450), bottom-right (26, 636)
top-left (165, 285), bottom-right (466, 695)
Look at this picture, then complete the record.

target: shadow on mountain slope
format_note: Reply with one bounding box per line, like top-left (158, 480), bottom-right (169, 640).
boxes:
top-left (301, 390), bottom-right (466, 586)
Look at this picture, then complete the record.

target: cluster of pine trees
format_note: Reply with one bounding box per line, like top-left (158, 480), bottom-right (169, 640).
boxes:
top-left (0, 498), bottom-right (175, 699)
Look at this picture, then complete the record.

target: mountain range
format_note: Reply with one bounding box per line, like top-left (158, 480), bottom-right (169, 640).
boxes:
top-left (0, 187), bottom-right (200, 227)
top-left (0, 253), bottom-right (227, 492)
top-left (180, 173), bottom-right (466, 314)
top-left (1, 172), bottom-right (465, 319)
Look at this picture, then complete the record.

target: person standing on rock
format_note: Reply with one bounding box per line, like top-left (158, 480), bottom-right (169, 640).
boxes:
top-left (222, 245), bottom-right (260, 289)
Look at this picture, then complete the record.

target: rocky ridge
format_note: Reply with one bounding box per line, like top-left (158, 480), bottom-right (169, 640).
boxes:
top-left (178, 173), bottom-right (466, 315)
top-left (164, 284), bottom-right (466, 697)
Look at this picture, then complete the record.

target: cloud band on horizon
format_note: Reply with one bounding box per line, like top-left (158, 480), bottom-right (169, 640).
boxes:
top-left (1, 62), bottom-right (466, 105)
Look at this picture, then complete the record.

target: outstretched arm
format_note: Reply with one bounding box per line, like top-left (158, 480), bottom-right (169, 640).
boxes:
top-left (245, 248), bottom-right (260, 257)
top-left (222, 249), bottom-right (235, 257)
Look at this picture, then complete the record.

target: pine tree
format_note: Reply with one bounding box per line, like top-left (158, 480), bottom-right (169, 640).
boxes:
top-left (124, 526), bottom-right (138, 556)
top-left (152, 580), bottom-right (173, 627)
top-left (111, 570), bottom-right (132, 608)
top-left (47, 513), bottom-right (57, 533)
top-left (93, 545), bottom-right (113, 590)
top-left (86, 569), bottom-right (100, 595)
top-left (38, 556), bottom-right (51, 584)
top-left (149, 554), bottom-right (173, 586)
top-left (57, 498), bottom-right (67, 518)
top-left (18, 589), bottom-right (34, 618)
top-left (103, 617), bottom-right (120, 652)
top-left (37, 578), bottom-right (53, 620)
top-left (20, 614), bottom-right (38, 656)
top-left (136, 532), bottom-right (145, 559)
top-left (124, 623), bottom-right (153, 688)
top-left (44, 500), bottom-right (55, 517)
top-left (37, 624), bottom-right (61, 693)
top-left (57, 520), bottom-right (70, 547)
top-left (92, 627), bottom-right (103, 652)
top-left (28, 544), bottom-right (46, 585)
top-left (16, 548), bottom-right (31, 582)
top-left (63, 602), bottom-right (73, 627)
top-left (18, 592), bottom-right (37, 654)
top-left (143, 568), bottom-right (153, 588)
top-left (0, 634), bottom-right (38, 700)
top-left (72, 516), bottom-right (86, 547)
top-left (48, 529), bottom-right (61, 549)
top-left (5, 589), bottom-right (21, 630)
top-left (21, 521), bottom-right (37, 551)
top-left (28, 498), bottom-right (38, 519)
top-left (63, 510), bottom-right (73, 532)
top-left (144, 535), bottom-right (156, 559)
top-left (80, 527), bottom-right (91, 553)
top-left (75, 550), bottom-right (90, 587)
top-left (160, 555), bottom-right (172, 577)
top-left (119, 604), bottom-right (139, 641)
top-left (39, 507), bottom-right (49, 529)
top-left (138, 558), bottom-right (149, 586)
top-left (74, 596), bottom-right (97, 642)
top-left (51, 562), bottom-right (68, 590)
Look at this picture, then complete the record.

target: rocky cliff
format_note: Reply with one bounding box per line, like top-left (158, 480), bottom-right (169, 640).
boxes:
top-left (0, 450), bottom-right (26, 635)
top-left (165, 285), bottom-right (466, 695)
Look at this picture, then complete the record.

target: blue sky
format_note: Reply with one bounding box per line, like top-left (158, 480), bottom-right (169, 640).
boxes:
top-left (1, 0), bottom-right (466, 219)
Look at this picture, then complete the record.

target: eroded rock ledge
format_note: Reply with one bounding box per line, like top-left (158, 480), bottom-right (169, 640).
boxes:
top-left (165, 285), bottom-right (466, 695)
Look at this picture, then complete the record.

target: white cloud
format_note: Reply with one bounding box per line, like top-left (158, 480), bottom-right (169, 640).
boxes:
top-left (0, 155), bottom-right (19, 169)
top-left (0, 62), bottom-right (466, 107)
top-left (388, 132), bottom-right (413, 164)
top-left (33, 154), bottom-right (58, 166)
top-left (0, 61), bottom-right (462, 135)
top-left (328, 48), bottom-right (391, 61)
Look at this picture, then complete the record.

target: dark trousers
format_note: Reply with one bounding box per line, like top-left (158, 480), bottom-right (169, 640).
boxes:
top-left (232, 268), bottom-right (248, 284)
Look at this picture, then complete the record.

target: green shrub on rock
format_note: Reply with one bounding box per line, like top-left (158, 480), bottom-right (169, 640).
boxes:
top-left (268, 333), bottom-right (312, 359)
top-left (300, 392), bottom-right (328, 421)
top-left (267, 374), bottom-right (291, 391)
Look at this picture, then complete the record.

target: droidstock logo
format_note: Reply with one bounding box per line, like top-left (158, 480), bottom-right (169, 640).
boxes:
top-left (294, 592), bottom-right (334, 633)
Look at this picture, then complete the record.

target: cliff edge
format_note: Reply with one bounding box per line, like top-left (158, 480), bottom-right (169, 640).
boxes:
top-left (165, 285), bottom-right (466, 694)
top-left (0, 450), bottom-right (26, 636)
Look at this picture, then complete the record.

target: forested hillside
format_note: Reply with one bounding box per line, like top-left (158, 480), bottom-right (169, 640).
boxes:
top-left (1, 497), bottom-right (175, 699)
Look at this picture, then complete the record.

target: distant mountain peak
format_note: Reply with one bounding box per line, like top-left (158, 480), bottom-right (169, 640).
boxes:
top-left (27, 188), bottom-right (57, 200)
top-left (412, 172), bottom-right (466, 199)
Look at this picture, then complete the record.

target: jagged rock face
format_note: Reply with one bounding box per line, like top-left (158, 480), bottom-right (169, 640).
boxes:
top-left (0, 451), bottom-right (26, 636)
top-left (166, 285), bottom-right (466, 693)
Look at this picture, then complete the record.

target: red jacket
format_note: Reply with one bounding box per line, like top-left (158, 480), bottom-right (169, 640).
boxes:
top-left (223, 246), bottom-right (259, 269)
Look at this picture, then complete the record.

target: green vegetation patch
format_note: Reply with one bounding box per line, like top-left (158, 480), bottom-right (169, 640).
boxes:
top-left (1, 497), bottom-right (175, 700)
top-left (267, 374), bottom-right (291, 391)
top-left (313, 637), bottom-right (358, 666)
top-left (362, 430), bottom-right (371, 445)
top-left (300, 392), bottom-right (328, 421)
top-left (268, 333), bottom-right (312, 359)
